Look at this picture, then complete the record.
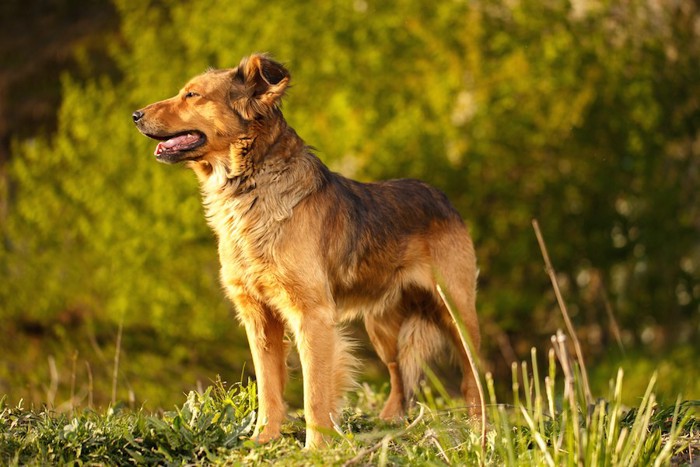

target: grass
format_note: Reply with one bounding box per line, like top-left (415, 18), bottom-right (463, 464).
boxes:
top-left (1, 351), bottom-right (698, 465)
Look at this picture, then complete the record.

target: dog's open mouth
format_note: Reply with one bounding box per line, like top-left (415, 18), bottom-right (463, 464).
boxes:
top-left (148, 131), bottom-right (207, 162)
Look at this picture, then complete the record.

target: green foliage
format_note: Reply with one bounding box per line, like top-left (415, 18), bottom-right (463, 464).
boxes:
top-left (0, 379), bottom-right (257, 465)
top-left (1, 0), bottom-right (698, 399)
top-left (2, 64), bottom-right (227, 339)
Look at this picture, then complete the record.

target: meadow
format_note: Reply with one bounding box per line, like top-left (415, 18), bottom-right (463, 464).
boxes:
top-left (2, 337), bottom-right (697, 465)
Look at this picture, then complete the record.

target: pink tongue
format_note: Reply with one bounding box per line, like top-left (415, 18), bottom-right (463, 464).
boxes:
top-left (154, 133), bottom-right (199, 155)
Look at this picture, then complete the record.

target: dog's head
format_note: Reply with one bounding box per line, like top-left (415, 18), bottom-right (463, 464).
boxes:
top-left (133, 54), bottom-right (290, 165)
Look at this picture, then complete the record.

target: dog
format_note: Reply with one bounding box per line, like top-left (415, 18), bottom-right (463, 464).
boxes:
top-left (133, 54), bottom-right (481, 448)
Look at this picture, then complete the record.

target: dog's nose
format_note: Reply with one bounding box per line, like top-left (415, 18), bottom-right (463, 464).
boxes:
top-left (132, 110), bottom-right (144, 123)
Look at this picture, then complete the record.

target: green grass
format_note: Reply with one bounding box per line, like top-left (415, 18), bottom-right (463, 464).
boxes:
top-left (2, 351), bottom-right (697, 466)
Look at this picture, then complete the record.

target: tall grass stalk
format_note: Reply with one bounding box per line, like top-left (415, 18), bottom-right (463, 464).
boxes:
top-left (532, 219), bottom-right (593, 406)
top-left (111, 320), bottom-right (123, 406)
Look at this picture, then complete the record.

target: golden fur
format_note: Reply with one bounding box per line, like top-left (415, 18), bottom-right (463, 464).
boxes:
top-left (133, 54), bottom-right (481, 448)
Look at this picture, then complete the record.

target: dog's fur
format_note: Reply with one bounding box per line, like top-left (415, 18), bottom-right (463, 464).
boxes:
top-left (134, 54), bottom-right (481, 448)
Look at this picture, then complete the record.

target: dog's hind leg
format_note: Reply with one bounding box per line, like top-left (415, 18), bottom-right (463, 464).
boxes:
top-left (364, 312), bottom-right (406, 420)
top-left (421, 222), bottom-right (482, 416)
top-left (445, 290), bottom-right (482, 417)
top-left (445, 322), bottom-right (482, 417)
top-left (440, 262), bottom-right (481, 415)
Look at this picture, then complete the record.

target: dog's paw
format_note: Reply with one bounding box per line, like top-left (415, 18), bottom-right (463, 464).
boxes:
top-left (379, 394), bottom-right (405, 422)
top-left (251, 429), bottom-right (281, 444)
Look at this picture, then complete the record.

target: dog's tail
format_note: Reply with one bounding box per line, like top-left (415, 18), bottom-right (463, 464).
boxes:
top-left (331, 328), bottom-right (360, 417)
top-left (397, 315), bottom-right (447, 403)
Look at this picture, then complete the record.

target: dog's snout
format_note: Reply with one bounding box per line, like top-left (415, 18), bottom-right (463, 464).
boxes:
top-left (132, 110), bottom-right (144, 123)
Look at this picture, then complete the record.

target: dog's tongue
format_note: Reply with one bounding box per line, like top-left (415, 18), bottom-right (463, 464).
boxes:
top-left (154, 133), bottom-right (199, 155)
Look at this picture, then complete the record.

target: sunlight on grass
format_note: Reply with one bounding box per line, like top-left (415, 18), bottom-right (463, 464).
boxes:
top-left (1, 344), bottom-right (697, 465)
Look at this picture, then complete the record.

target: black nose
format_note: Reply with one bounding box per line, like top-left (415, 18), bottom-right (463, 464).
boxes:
top-left (132, 110), bottom-right (144, 123)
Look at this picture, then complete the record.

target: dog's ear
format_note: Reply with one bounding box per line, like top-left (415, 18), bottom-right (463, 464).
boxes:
top-left (233, 54), bottom-right (290, 119)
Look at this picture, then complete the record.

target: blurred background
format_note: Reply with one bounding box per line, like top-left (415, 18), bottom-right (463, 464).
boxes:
top-left (0, 0), bottom-right (698, 411)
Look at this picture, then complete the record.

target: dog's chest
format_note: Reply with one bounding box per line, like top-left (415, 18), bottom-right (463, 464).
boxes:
top-left (199, 161), bottom-right (321, 310)
top-left (203, 184), bottom-right (291, 300)
top-left (208, 193), bottom-right (277, 263)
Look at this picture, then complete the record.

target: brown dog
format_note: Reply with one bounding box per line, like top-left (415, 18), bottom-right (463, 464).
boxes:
top-left (133, 54), bottom-right (481, 448)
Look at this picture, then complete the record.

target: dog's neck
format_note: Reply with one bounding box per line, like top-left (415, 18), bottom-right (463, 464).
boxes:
top-left (192, 116), bottom-right (324, 240)
top-left (190, 115), bottom-right (303, 192)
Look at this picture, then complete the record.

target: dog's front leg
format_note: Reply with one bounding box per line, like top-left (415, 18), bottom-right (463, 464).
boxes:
top-left (237, 299), bottom-right (287, 443)
top-left (293, 310), bottom-right (337, 448)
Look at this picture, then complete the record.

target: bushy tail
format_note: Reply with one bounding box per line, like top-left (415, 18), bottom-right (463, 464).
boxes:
top-left (331, 327), bottom-right (360, 417)
top-left (397, 315), bottom-right (447, 402)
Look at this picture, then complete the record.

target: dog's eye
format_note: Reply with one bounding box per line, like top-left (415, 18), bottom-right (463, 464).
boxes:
top-left (184, 91), bottom-right (200, 99)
